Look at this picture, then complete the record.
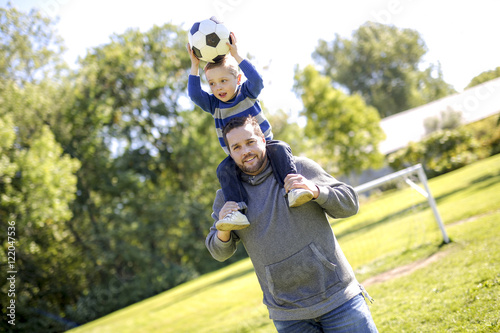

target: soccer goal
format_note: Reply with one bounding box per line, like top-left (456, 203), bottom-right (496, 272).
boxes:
top-left (334, 164), bottom-right (450, 279)
top-left (354, 164), bottom-right (450, 244)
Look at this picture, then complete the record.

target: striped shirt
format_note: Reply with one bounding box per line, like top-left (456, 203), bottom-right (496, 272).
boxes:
top-left (188, 59), bottom-right (273, 154)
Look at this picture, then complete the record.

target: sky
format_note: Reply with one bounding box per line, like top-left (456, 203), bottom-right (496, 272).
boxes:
top-left (4, 0), bottom-right (500, 119)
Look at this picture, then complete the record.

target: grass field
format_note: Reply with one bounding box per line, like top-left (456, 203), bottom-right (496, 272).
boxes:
top-left (68, 154), bottom-right (500, 333)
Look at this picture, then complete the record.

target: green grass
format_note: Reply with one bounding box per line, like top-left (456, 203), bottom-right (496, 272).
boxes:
top-left (68, 154), bottom-right (500, 333)
top-left (369, 212), bottom-right (500, 332)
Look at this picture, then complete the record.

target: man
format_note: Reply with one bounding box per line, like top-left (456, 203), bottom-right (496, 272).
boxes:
top-left (205, 115), bottom-right (378, 332)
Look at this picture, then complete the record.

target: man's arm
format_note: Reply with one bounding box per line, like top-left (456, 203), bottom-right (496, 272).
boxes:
top-left (205, 191), bottom-right (240, 262)
top-left (292, 157), bottom-right (359, 219)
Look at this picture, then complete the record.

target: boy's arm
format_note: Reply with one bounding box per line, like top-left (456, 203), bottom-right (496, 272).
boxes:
top-left (188, 75), bottom-right (215, 113)
top-left (187, 42), bottom-right (216, 113)
top-left (238, 60), bottom-right (264, 99)
top-left (227, 32), bottom-right (243, 64)
top-left (227, 33), bottom-right (263, 99)
top-left (187, 43), bottom-right (200, 76)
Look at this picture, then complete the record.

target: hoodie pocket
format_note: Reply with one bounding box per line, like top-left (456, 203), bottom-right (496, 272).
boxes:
top-left (265, 243), bottom-right (340, 307)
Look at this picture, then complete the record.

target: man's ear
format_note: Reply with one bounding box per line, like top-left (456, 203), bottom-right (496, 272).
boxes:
top-left (237, 74), bottom-right (242, 85)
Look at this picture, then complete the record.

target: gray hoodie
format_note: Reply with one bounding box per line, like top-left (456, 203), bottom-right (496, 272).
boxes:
top-left (205, 156), bottom-right (363, 320)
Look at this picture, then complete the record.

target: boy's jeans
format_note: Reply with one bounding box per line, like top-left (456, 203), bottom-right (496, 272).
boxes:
top-left (273, 294), bottom-right (378, 333)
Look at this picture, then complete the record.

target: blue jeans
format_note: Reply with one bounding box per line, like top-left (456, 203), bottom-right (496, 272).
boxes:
top-left (273, 294), bottom-right (378, 333)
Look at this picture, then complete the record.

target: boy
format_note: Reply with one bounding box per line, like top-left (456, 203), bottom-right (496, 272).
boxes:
top-left (187, 32), bottom-right (313, 231)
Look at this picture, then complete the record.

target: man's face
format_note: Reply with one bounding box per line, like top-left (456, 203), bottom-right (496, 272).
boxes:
top-left (226, 123), bottom-right (267, 176)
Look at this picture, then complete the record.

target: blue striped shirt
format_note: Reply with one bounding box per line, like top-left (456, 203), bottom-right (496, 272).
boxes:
top-left (188, 59), bottom-right (273, 154)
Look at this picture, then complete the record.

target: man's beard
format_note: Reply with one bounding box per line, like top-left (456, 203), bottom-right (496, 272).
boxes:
top-left (238, 152), bottom-right (267, 175)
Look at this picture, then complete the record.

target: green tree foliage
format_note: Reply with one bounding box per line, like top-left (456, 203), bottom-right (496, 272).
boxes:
top-left (267, 109), bottom-right (310, 155)
top-left (0, 120), bottom-right (81, 331)
top-left (1, 5), bottom-right (250, 331)
top-left (60, 23), bottom-right (243, 325)
top-left (294, 65), bottom-right (385, 176)
top-left (313, 22), bottom-right (455, 118)
top-left (466, 66), bottom-right (500, 89)
top-left (0, 4), bottom-right (66, 86)
top-left (0, 5), bottom-right (82, 332)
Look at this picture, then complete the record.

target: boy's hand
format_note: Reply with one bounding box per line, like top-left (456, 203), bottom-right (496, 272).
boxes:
top-left (227, 32), bottom-right (243, 64)
top-left (187, 43), bottom-right (200, 75)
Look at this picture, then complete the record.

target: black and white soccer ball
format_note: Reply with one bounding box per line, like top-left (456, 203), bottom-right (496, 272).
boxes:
top-left (188, 17), bottom-right (231, 63)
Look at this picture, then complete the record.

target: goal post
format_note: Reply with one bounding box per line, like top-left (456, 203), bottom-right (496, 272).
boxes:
top-left (354, 164), bottom-right (450, 244)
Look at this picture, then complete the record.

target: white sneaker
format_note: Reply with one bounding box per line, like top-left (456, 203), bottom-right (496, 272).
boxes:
top-left (288, 189), bottom-right (313, 207)
top-left (216, 211), bottom-right (250, 231)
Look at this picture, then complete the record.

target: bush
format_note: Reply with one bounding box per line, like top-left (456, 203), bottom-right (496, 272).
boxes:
top-left (424, 107), bottom-right (463, 135)
top-left (466, 113), bottom-right (500, 157)
top-left (388, 128), bottom-right (480, 178)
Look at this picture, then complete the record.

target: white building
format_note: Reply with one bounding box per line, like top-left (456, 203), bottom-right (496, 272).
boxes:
top-left (348, 77), bottom-right (500, 186)
top-left (379, 77), bottom-right (500, 155)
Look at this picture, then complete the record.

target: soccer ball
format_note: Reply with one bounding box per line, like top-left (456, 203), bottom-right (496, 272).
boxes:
top-left (188, 17), bottom-right (231, 63)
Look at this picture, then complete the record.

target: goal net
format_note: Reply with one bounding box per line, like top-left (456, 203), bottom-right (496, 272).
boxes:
top-left (333, 164), bottom-right (450, 281)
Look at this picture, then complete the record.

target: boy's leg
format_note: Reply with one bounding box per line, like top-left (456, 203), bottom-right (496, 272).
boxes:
top-left (215, 156), bottom-right (250, 231)
top-left (265, 140), bottom-right (296, 187)
top-left (266, 140), bottom-right (313, 207)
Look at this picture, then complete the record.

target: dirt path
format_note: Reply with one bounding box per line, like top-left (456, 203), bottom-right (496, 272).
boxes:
top-left (361, 209), bottom-right (500, 287)
top-left (362, 250), bottom-right (451, 287)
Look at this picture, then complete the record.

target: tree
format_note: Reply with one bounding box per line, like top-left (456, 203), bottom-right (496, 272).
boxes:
top-left (294, 65), bottom-right (385, 176)
top-left (61, 23), bottom-right (247, 325)
top-left (267, 109), bottom-right (310, 155)
top-left (0, 5), bottom-right (81, 332)
top-left (424, 107), bottom-right (463, 135)
top-left (0, 119), bottom-right (80, 332)
top-left (313, 22), bottom-right (455, 118)
top-left (466, 66), bottom-right (500, 89)
top-left (0, 5), bottom-right (253, 331)
top-left (0, 4), bottom-right (66, 87)
top-left (465, 67), bottom-right (500, 127)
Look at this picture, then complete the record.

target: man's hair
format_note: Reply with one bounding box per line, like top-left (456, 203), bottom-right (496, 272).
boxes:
top-left (204, 54), bottom-right (239, 78)
top-left (222, 115), bottom-right (264, 150)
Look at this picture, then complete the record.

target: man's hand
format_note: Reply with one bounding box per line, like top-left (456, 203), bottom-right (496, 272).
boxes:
top-left (186, 43), bottom-right (200, 75)
top-left (216, 201), bottom-right (239, 241)
top-left (284, 174), bottom-right (320, 199)
top-left (219, 201), bottom-right (240, 220)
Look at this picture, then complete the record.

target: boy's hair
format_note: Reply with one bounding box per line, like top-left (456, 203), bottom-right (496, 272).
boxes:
top-left (204, 55), bottom-right (239, 78)
top-left (223, 115), bottom-right (264, 150)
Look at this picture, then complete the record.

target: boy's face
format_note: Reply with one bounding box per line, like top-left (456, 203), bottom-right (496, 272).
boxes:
top-left (206, 66), bottom-right (241, 102)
